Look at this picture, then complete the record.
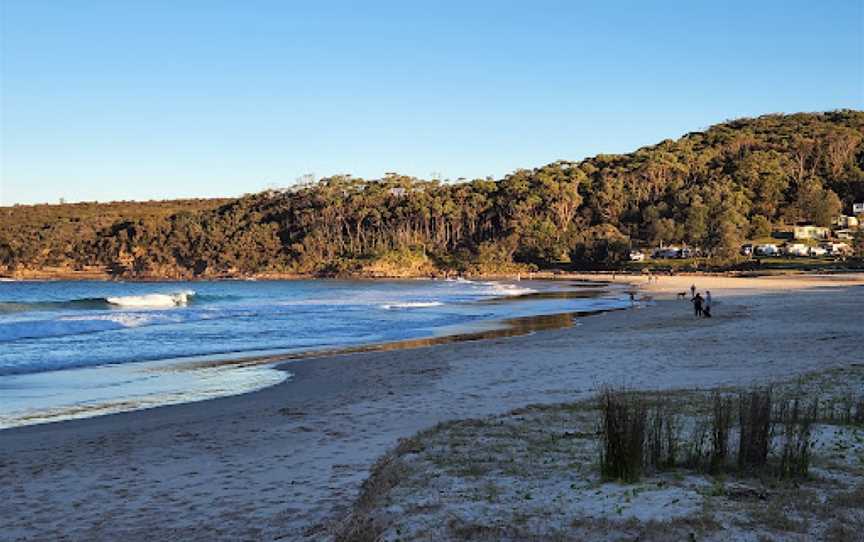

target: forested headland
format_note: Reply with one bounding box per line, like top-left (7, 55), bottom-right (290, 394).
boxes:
top-left (2, 111), bottom-right (864, 279)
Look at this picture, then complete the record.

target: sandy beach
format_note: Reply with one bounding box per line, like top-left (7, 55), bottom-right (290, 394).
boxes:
top-left (2, 274), bottom-right (863, 541)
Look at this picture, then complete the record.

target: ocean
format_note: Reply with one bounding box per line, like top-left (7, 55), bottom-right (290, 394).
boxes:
top-left (0, 278), bottom-right (629, 428)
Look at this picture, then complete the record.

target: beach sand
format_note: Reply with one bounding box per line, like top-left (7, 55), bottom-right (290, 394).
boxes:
top-left (561, 270), bottom-right (864, 298)
top-left (1, 274), bottom-right (862, 541)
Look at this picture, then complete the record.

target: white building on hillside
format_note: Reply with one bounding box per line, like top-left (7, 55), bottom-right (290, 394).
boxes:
top-left (833, 215), bottom-right (860, 229)
top-left (794, 225), bottom-right (830, 240)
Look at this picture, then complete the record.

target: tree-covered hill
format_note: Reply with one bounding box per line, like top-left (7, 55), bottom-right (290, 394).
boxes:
top-left (0, 199), bottom-right (229, 276)
top-left (2, 111), bottom-right (863, 278)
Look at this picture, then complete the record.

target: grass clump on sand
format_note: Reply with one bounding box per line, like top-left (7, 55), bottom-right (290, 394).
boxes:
top-left (329, 367), bottom-right (864, 542)
top-left (710, 392), bottom-right (733, 473)
top-left (737, 387), bottom-right (773, 471)
top-left (597, 386), bottom-right (828, 482)
top-left (598, 387), bottom-right (647, 483)
top-left (776, 396), bottom-right (818, 479)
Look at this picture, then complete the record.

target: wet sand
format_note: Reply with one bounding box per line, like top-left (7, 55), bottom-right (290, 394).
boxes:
top-left (1, 274), bottom-right (862, 541)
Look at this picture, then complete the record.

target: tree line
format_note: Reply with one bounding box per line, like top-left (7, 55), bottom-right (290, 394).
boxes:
top-left (2, 111), bottom-right (863, 278)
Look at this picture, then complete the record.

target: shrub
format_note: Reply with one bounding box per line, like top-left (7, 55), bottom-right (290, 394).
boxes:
top-left (821, 393), bottom-right (864, 426)
top-left (839, 394), bottom-right (855, 425)
top-left (598, 387), bottom-right (647, 482)
top-left (646, 399), bottom-right (681, 471)
top-left (777, 397), bottom-right (818, 479)
top-left (738, 387), bottom-right (773, 471)
top-left (710, 393), bottom-right (734, 472)
top-left (683, 420), bottom-right (710, 471)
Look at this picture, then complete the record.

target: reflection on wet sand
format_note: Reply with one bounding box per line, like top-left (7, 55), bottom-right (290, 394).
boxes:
top-left (178, 308), bottom-right (623, 373)
top-left (475, 288), bottom-right (614, 305)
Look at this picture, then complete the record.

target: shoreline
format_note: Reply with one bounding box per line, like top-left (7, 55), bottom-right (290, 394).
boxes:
top-left (0, 283), bottom-right (630, 430)
top-left (2, 276), bottom-right (863, 540)
top-left (185, 311), bottom-right (603, 372)
top-left (0, 307), bottom-right (621, 431)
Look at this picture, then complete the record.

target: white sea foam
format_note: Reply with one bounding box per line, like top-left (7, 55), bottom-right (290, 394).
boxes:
top-left (0, 308), bottom-right (230, 345)
top-left (380, 301), bottom-right (444, 310)
top-left (60, 312), bottom-right (172, 328)
top-left (0, 308), bottom-right (241, 356)
top-left (477, 281), bottom-right (537, 297)
top-left (0, 312), bottom-right (177, 343)
top-left (440, 278), bottom-right (536, 297)
top-left (106, 290), bottom-right (195, 308)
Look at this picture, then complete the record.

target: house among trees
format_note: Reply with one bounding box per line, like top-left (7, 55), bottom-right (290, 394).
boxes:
top-left (835, 229), bottom-right (856, 240)
top-left (833, 215), bottom-right (860, 229)
top-left (793, 225), bottom-right (830, 240)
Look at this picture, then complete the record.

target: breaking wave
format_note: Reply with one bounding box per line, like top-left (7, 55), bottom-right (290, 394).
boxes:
top-left (0, 290), bottom-right (198, 313)
top-left (106, 290), bottom-right (195, 308)
top-left (477, 281), bottom-right (537, 296)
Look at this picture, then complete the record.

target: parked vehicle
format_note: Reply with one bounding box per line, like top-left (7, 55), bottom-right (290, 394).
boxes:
top-left (628, 250), bottom-right (646, 262)
top-left (783, 243), bottom-right (809, 257)
top-left (808, 246), bottom-right (828, 257)
top-left (754, 244), bottom-right (780, 256)
top-left (652, 247), bottom-right (681, 259)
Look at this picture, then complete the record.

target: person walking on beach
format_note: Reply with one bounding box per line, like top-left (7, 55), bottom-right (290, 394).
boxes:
top-left (703, 290), bottom-right (712, 318)
top-left (690, 283), bottom-right (696, 298)
top-left (691, 292), bottom-right (704, 317)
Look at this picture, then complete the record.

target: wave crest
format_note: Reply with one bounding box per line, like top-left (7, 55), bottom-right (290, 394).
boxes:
top-left (106, 290), bottom-right (195, 308)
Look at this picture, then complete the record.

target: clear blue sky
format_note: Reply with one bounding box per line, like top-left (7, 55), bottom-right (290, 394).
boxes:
top-left (1, 0), bottom-right (862, 205)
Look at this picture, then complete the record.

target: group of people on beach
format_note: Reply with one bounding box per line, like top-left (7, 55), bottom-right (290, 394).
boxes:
top-left (689, 283), bottom-right (712, 318)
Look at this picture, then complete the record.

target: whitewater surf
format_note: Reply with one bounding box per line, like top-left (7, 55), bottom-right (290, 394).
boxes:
top-left (106, 290), bottom-right (195, 308)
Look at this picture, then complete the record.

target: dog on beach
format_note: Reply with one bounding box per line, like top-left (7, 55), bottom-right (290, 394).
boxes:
top-left (676, 292), bottom-right (687, 300)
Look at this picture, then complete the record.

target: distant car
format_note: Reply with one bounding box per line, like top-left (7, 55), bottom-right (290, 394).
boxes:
top-left (784, 243), bottom-right (809, 257)
top-left (629, 251), bottom-right (645, 262)
top-left (808, 246), bottom-right (828, 257)
top-left (740, 244), bottom-right (753, 256)
top-left (652, 248), bottom-right (681, 259)
top-left (754, 244), bottom-right (780, 256)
